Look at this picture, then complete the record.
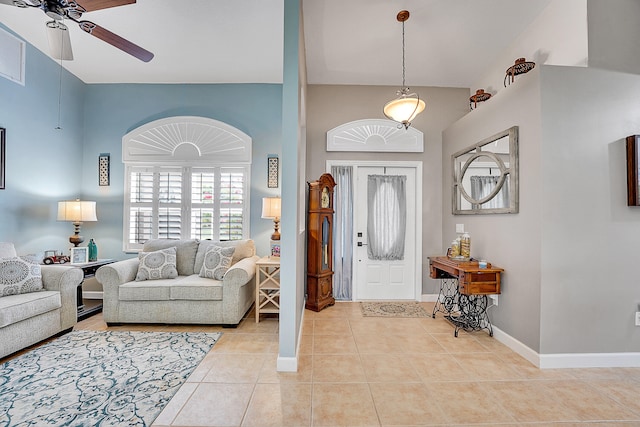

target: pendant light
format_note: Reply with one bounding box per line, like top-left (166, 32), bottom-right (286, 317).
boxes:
top-left (383, 10), bottom-right (425, 130)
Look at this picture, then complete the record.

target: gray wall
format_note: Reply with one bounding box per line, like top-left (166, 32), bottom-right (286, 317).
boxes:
top-left (306, 84), bottom-right (469, 295)
top-left (539, 65), bottom-right (640, 354)
top-left (587, 0), bottom-right (640, 76)
top-left (443, 64), bottom-right (640, 355)
top-left (442, 68), bottom-right (543, 352)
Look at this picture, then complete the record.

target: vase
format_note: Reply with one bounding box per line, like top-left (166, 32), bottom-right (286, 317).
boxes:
top-left (88, 239), bottom-right (98, 262)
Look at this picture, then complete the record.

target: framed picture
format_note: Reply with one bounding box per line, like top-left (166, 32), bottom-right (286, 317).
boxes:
top-left (70, 247), bottom-right (88, 264)
top-left (0, 128), bottom-right (5, 190)
top-left (627, 135), bottom-right (640, 206)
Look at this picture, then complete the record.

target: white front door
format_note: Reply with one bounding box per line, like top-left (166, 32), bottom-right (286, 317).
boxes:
top-left (354, 166), bottom-right (417, 300)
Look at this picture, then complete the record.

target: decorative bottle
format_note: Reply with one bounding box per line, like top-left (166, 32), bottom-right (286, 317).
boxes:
top-left (460, 232), bottom-right (471, 259)
top-left (88, 239), bottom-right (98, 262)
top-left (450, 239), bottom-right (460, 257)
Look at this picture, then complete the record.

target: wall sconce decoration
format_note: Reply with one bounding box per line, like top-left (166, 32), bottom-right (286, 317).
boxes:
top-left (504, 57), bottom-right (535, 87)
top-left (469, 89), bottom-right (491, 110)
top-left (98, 153), bottom-right (110, 186)
top-left (267, 155), bottom-right (279, 188)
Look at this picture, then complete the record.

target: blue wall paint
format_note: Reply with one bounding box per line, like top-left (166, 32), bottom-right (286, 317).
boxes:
top-left (81, 84), bottom-right (283, 259)
top-left (0, 25), bottom-right (86, 256)
top-left (0, 24), bottom-right (283, 259)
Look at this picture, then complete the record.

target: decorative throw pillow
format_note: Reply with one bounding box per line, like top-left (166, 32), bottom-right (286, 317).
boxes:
top-left (199, 245), bottom-right (235, 280)
top-left (0, 256), bottom-right (43, 296)
top-left (135, 247), bottom-right (178, 281)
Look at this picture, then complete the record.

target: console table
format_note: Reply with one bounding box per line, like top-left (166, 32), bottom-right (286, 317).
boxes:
top-left (429, 256), bottom-right (503, 337)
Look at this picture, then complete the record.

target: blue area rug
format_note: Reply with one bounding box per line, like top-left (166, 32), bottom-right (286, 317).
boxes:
top-left (0, 330), bottom-right (221, 426)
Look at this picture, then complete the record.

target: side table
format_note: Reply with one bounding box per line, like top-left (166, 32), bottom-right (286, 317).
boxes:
top-left (255, 256), bottom-right (280, 323)
top-left (69, 259), bottom-right (115, 320)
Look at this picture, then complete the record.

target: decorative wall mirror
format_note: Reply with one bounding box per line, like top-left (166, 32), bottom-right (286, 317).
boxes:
top-left (452, 126), bottom-right (519, 215)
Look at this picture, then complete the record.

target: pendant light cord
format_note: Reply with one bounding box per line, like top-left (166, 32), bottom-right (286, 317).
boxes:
top-left (401, 20), bottom-right (406, 88)
top-left (55, 21), bottom-right (64, 130)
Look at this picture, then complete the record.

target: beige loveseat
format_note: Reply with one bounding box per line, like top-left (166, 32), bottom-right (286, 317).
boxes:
top-left (96, 239), bottom-right (259, 327)
top-left (0, 242), bottom-right (83, 359)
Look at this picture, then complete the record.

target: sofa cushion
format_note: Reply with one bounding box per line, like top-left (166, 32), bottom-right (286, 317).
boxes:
top-left (0, 257), bottom-right (43, 296)
top-left (119, 275), bottom-right (222, 301)
top-left (170, 275), bottom-right (223, 301)
top-left (199, 245), bottom-right (235, 280)
top-left (136, 247), bottom-right (178, 281)
top-left (142, 239), bottom-right (199, 276)
top-left (194, 239), bottom-right (255, 273)
top-left (0, 291), bottom-right (61, 328)
top-left (0, 243), bottom-right (17, 258)
top-left (119, 279), bottom-right (173, 300)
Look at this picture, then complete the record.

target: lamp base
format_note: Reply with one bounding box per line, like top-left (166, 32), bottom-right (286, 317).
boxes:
top-left (69, 234), bottom-right (84, 247)
top-left (69, 221), bottom-right (84, 247)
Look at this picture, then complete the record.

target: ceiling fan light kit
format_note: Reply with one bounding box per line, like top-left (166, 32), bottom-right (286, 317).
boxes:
top-left (383, 10), bottom-right (425, 130)
top-left (0, 0), bottom-right (153, 62)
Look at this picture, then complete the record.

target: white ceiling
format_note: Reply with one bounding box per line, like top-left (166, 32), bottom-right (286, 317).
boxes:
top-left (0, 0), bottom-right (553, 87)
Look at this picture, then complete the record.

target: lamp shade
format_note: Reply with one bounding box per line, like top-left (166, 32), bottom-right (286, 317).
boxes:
top-left (383, 95), bottom-right (426, 126)
top-left (57, 200), bottom-right (97, 222)
top-left (261, 197), bottom-right (281, 219)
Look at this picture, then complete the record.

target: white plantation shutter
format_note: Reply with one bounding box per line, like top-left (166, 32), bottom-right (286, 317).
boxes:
top-left (124, 166), bottom-right (248, 251)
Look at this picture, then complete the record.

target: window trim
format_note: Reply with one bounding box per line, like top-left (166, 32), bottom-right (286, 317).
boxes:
top-left (122, 116), bottom-right (252, 252)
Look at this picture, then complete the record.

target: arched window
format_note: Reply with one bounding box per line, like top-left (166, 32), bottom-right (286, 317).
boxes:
top-left (122, 116), bottom-right (252, 252)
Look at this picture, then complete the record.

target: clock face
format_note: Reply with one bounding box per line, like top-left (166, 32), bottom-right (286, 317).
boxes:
top-left (321, 187), bottom-right (330, 208)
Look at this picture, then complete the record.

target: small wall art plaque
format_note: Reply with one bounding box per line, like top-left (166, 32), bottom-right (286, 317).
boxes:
top-left (268, 155), bottom-right (279, 188)
top-left (99, 153), bottom-right (110, 186)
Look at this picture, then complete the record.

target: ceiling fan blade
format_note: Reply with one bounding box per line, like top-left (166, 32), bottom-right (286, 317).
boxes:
top-left (46, 21), bottom-right (73, 60)
top-left (76, 0), bottom-right (134, 12)
top-left (0, 0), bottom-right (39, 7)
top-left (77, 20), bottom-right (153, 62)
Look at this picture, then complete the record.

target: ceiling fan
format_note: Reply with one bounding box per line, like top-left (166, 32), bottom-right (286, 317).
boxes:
top-left (0, 0), bottom-right (153, 62)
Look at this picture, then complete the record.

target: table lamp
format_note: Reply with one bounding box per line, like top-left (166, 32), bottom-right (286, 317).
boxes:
top-left (261, 197), bottom-right (281, 258)
top-left (57, 199), bottom-right (97, 246)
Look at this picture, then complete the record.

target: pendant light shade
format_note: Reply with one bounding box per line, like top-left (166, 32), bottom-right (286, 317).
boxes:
top-left (383, 90), bottom-right (426, 127)
top-left (383, 10), bottom-right (425, 130)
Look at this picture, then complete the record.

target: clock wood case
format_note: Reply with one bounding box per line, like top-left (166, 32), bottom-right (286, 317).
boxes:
top-left (306, 173), bottom-right (336, 312)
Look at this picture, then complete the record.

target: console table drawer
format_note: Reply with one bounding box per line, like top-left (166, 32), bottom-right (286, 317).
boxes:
top-left (459, 271), bottom-right (501, 295)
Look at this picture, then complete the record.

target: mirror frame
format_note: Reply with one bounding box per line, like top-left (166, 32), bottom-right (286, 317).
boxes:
top-left (452, 126), bottom-right (519, 215)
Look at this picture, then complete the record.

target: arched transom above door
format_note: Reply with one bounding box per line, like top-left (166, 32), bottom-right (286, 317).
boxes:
top-left (122, 116), bottom-right (252, 164)
top-left (326, 119), bottom-right (424, 153)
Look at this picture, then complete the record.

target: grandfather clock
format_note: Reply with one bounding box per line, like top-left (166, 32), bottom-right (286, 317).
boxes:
top-left (306, 173), bottom-right (336, 312)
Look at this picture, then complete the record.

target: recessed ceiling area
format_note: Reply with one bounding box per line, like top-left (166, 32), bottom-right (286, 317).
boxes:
top-left (0, 0), bottom-right (553, 87)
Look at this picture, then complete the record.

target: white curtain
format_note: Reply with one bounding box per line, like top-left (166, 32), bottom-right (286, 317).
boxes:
top-left (331, 166), bottom-right (353, 301)
top-left (367, 175), bottom-right (406, 260)
top-left (470, 176), bottom-right (509, 209)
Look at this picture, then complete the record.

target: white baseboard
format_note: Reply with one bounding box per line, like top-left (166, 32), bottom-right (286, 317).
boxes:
top-left (491, 325), bottom-right (541, 367)
top-left (538, 352), bottom-right (640, 369)
top-left (424, 296), bottom-right (640, 368)
top-left (82, 291), bottom-right (103, 300)
top-left (491, 324), bottom-right (640, 369)
top-left (421, 293), bottom-right (438, 302)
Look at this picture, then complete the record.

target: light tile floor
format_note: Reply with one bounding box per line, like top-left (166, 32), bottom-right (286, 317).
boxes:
top-left (73, 302), bottom-right (640, 426)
